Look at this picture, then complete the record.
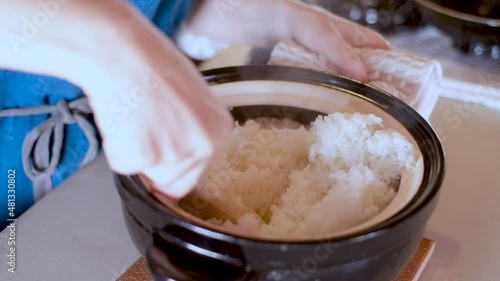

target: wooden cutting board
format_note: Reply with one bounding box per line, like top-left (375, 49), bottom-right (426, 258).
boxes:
top-left (117, 238), bottom-right (435, 281)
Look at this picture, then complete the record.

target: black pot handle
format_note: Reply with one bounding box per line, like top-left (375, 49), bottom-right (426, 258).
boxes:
top-left (145, 224), bottom-right (250, 281)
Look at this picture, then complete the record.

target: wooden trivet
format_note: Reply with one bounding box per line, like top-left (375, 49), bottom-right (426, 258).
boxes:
top-left (394, 237), bottom-right (435, 281)
top-left (117, 238), bottom-right (435, 281)
top-left (116, 257), bottom-right (151, 281)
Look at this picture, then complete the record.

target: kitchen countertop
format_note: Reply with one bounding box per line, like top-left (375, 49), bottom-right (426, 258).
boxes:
top-left (0, 155), bottom-right (141, 281)
top-left (1, 29), bottom-right (500, 281)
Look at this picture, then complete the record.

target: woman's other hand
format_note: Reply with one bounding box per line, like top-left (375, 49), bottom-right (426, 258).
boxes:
top-left (186, 0), bottom-right (391, 81)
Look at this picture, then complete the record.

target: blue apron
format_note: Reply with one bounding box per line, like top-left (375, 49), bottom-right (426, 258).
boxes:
top-left (0, 0), bottom-right (196, 230)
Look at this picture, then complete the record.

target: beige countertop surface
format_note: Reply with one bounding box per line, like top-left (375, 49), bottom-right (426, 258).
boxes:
top-left (422, 98), bottom-right (500, 281)
top-left (1, 39), bottom-right (499, 281)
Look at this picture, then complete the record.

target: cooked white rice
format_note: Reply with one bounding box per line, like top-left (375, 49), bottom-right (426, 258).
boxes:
top-left (196, 113), bottom-right (417, 239)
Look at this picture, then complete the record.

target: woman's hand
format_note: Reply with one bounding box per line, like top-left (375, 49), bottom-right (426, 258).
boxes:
top-left (185, 0), bottom-right (391, 81)
top-left (82, 2), bottom-right (234, 198)
top-left (0, 0), bottom-right (233, 198)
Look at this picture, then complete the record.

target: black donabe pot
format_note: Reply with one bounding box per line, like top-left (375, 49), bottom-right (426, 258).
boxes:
top-left (114, 66), bottom-right (445, 281)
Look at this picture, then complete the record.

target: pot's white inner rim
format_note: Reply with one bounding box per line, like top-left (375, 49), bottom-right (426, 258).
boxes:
top-left (149, 80), bottom-right (425, 242)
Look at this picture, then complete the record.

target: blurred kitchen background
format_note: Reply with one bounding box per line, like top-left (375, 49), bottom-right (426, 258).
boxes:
top-left (304, 0), bottom-right (425, 34)
top-left (302, 0), bottom-right (499, 62)
top-left (201, 0), bottom-right (499, 112)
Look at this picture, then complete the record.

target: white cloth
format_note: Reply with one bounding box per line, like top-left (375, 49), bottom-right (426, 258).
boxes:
top-left (386, 26), bottom-right (500, 112)
top-left (268, 41), bottom-right (443, 119)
